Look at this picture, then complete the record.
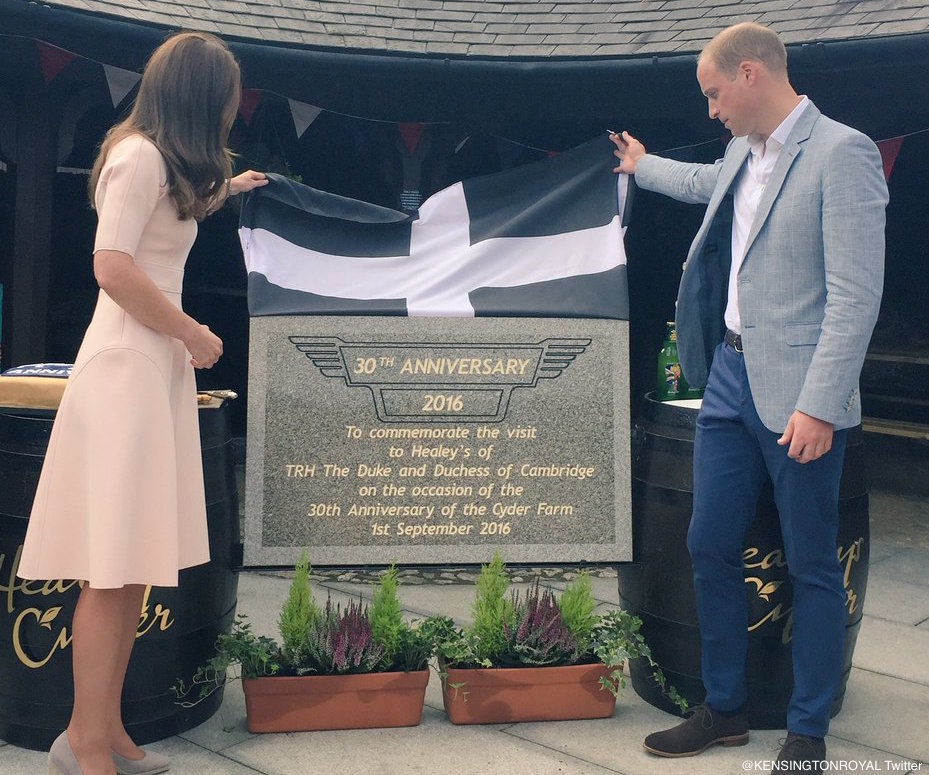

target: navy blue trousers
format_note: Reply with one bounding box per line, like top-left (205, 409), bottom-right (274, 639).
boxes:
top-left (687, 340), bottom-right (847, 737)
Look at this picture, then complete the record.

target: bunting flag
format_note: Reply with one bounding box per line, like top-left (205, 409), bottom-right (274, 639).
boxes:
top-left (398, 122), bottom-right (426, 156)
top-left (36, 41), bottom-right (76, 86)
top-left (287, 98), bottom-right (322, 138)
top-left (239, 89), bottom-right (264, 126)
top-left (397, 123), bottom-right (431, 212)
top-left (239, 136), bottom-right (632, 319)
top-left (876, 136), bottom-right (904, 182)
top-left (8, 35), bottom-right (923, 171)
top-left (102, 64), bottom-right (141, 107)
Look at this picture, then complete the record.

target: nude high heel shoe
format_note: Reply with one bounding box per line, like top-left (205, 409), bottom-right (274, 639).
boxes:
top-left (111, 748), bottom-right (171, 775)
top-left (47, 731), bottom-right (83, 775)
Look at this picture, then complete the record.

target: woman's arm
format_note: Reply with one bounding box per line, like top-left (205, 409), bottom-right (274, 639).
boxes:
top-left (229, 170), bottom-right (268, 195)
top-left (93, 250), bottom-right (222, 368)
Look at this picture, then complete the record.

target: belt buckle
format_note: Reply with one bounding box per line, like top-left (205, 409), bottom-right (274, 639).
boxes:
top-left (727, 330), bottom-right (743, 353)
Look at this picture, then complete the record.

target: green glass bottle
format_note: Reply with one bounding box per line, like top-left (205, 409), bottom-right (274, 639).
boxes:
top-left (657, 321), bottom-right (689, 401)
top-left (685, 379), bottom-right (705, 400)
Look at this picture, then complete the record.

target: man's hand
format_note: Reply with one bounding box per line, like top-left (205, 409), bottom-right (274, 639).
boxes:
top-left (609, 131), bottom-right (647, 175)
top-left (777, 410), bottom-right (834, 464)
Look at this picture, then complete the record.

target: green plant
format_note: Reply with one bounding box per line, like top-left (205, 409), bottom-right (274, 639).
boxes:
top-left (470, 551), bottom-right (513, 664)
top-left (172, 614), bottom-right (280, 707)
top-left (173, 557), bottom-right (432, 707)
top-left (278, 550), bottom-right (321, 669)
top-left (370, 565), bottom-right (432, 672)
top-left (422, 615), bottom-right (478, 667)
top-left (423, 552), bottom-right (517, 669)
top-left (593, 609), bottom-right (688, 712)
top-left (370, 565), bottom-right (404, 666)
top-left (427, 558), bottom-right (688, 713)
top-left (558, 572), bottom-right (598, 655)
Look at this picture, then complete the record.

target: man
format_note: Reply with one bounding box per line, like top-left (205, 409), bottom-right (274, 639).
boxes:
top-left (611, 22), bottom-right (887, 772)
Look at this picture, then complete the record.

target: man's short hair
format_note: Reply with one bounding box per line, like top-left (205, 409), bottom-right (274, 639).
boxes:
top-left (700, 22), bottom-right (788, 76)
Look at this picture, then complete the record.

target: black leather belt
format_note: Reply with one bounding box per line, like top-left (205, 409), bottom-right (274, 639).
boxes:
top-left (725, 329), bottom-right (743, 352)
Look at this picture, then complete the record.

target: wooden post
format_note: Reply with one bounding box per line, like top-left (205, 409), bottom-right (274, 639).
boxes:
top-left (9, 93), bottom-right (58, 366)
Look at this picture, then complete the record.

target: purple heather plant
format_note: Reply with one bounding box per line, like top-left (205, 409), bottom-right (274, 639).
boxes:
top-left (303, 596), bottom-right (385, 674)
top-left (501, 579), bottom-right (580, 666)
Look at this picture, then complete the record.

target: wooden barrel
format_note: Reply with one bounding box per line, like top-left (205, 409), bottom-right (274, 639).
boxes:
top-left (0, 401), bottom-right (240, 750)
top-left (618, 393), bottom-right (869, 729)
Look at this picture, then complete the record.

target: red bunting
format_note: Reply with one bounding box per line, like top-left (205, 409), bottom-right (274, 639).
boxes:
top-left (238, 89), bottom-right (264, 126)
top-left (876, 136), bottom-right (904, 182)
top-left (398, 123), bottom-right (425, 156)
top-left (36, 41), bottom-right (76, 86)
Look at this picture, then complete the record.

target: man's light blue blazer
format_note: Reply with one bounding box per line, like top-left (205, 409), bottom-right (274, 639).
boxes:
top-left (634, 102), bottom-right (888, 433)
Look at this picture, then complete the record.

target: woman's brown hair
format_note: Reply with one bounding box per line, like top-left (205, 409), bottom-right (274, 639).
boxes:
top-left (89, 31), bottom-right (241, 221)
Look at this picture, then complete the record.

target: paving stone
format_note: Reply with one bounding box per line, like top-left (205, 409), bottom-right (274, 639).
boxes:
top-left (179, 678), bottom-right (254, 753)
top-left (861, 574), bottom-right (929, 625)
top-left (853, 615), bottom-right (929, 686)
top-left (868, 537), bottom-right (909, 564)
top-left (219, 707), bottom-right (623, 774)
top-left (828, 668), bottom-right (929, 763)
top-left (825, 737), bottom-right (928, 775)
top-left (869, 547), bottom-right (929, 588)
top-left (508, 695), bottom-right (790, 775)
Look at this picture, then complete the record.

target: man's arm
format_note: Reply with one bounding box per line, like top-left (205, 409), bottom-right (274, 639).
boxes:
top-left (794, 131), bottom-right (888, 429)
top-left (610, 131), bottom-right (721, 205)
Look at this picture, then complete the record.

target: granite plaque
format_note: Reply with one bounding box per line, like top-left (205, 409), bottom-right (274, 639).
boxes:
top-left (244, 315), bottom-right (631, 566)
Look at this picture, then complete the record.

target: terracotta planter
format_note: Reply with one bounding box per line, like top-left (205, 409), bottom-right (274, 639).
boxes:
top-left (242, 669), bottom-right (429, 733)
top-left (441, 662), bottom-right (616, 724)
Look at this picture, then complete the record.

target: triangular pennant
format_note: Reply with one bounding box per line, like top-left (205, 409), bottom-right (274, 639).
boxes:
top-left (239, 89), bottom-right (264, 126)
top-left (103, 64), bottom-right (141, 107)
top-left (287, 99), bottom-right (322, 138)
top-left (37, 41), bottom-right (76, 86)
top-left (398, 122), bottom-right (425, 156)
top-left (876, 136), bottom-right (904, 182)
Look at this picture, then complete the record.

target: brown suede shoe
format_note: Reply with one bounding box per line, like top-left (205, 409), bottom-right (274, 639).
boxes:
top-left (643, 704), bottom-right (749, 757)
top-left (775, 733), bottom-right (826, 774)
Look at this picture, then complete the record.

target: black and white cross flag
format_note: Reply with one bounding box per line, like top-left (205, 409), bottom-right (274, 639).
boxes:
top-left (240, 136), bottom-right (632, 319)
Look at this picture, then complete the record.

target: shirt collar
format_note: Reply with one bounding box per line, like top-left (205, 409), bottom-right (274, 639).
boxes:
top-left (748, 96), bottom-right (810, 157)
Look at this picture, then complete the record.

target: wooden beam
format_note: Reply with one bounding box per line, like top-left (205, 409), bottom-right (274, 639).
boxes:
top-left (10, 94), bottom-right (57, 366)
top-left (866, 351), bottom-right (929, 366)
top-left (862, 417), bottom-right (929, 441)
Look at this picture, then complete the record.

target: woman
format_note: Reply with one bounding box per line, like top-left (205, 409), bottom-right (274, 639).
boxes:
top-left (17, 31), bottom-right (267, 775)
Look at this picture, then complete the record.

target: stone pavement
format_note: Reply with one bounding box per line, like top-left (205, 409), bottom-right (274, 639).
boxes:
top-left (2, 489), bottom-right (927, 775)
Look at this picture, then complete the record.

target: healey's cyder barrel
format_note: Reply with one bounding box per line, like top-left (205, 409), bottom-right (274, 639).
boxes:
top-left (618, 393), bottom-right (869, 729)
top-left (0, 402), bottom-right (240, 750)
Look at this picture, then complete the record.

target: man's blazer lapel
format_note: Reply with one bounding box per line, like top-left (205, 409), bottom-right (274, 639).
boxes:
top-left (743, 103), bottom-right (821, 257)
top-left (710, 141), bottom-right (750, 213)
top-left (691, 140), bottom-right (749, 258)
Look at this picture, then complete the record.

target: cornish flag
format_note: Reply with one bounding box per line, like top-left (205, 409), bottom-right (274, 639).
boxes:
top-left (240, 136), bottom-right (632, 319)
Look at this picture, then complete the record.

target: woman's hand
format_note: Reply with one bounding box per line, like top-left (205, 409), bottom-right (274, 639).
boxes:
top-left (229, 170), bottom-right (268, 195)
top-left (185, 323), bottom-right (223, 369)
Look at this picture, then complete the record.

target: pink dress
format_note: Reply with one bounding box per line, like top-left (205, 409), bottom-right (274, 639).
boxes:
top-left (18, 134), bottom-right (210, 588)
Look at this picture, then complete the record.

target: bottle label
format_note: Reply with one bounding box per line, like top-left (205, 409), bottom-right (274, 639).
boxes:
top-left (664, 362), bottom-right (683, 396)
